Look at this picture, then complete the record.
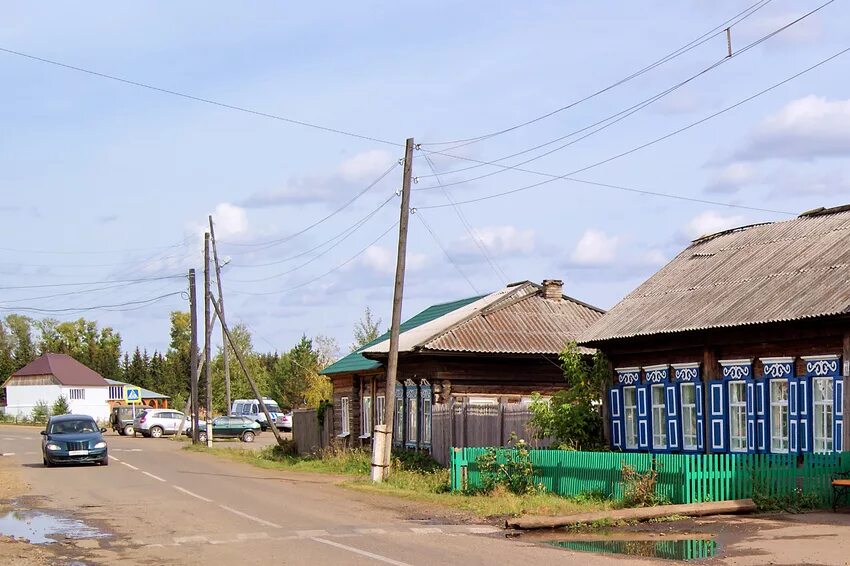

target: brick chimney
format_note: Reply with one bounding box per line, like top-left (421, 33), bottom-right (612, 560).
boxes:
top-left (542, 279), bottom-right (563, 300)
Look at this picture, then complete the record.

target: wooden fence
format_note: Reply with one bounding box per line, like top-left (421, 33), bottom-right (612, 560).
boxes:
top-left (451, 448), bottom-right (850, 507)
top-left (430, 403), bottom-right (552, 466)
top-left (292, 407), bottom-right (334, 455)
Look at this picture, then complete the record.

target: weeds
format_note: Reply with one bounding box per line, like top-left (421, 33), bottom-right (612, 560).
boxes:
top-left (619, 464), bottom-right (668, 508)
top-left (474, 434), bottom-right (545, 496)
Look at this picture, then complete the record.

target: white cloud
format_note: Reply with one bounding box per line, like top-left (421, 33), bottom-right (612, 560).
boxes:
top-left (682, 211), bottom-right (746, 240)
top-left (570, 230), bottom-right (620, 266)
top-left (767, 168), bottom-right (850, 198)
top-left (458, 225), bottom-right (535, 257)
top-left (211, 202), bottom-right (249, 239)
top-left (359, 245), bottom-right (428, 275)
top-left (704, 163), bottom-right (761, 194)
top-left (242, 149), bottom-right (396, 207)
top-left (734, 96), bottom-right (850, 162)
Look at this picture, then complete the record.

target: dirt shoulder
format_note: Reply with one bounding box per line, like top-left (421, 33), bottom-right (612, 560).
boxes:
top-left (0, 457), bottom-right (53, 566)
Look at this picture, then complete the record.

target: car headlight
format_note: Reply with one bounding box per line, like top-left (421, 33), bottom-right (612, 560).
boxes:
top-left (94, 441), bottom-right (107, 449)
top-left (46, 443), bottom-right (61, 451)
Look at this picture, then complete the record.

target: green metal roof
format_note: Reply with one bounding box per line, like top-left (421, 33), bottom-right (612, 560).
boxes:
top-left (320, 294), bottom-right (485, 376)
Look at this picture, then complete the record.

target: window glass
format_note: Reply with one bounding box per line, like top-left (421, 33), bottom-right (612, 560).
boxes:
top-left (651, 384), bottom-right (667, 449)
top-left (813, 377), bottom-right (834, 453)
top-left (622, 389), bottom-right (636, 447)
top-left (729, 381), bottom-right (747, 452)
top-left (340, 397), bottom-right (350, 435)
top-left (770, 380), bottom-right (789, 453)
top-left (376, 396), bottom-right (386, 426)
top-left (422, 398), bottom-right (432, 444)
top-left (680, 383), bottom-right (697, 450)
top-left (69, 388), bottom-right (85, 400)
top-left (407, 395), bottom-right (418, 444)
top-left (395, 398), bottom-right (403, 439)
top-left (361, 395), bottom-right (372, 437)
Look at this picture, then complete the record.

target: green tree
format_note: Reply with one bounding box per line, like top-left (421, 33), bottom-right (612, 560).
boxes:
top-left (528, 341), bottom-right (608, 451)
top-left (36, 318), bottom-right (122, 378)
top-left (211, 323), bottom-right (272, 413)
top-left (164, 311), bottom-right (192, 403)
top-left (125, 348), bottom-right (150, 389)
top-left (31, 400), bottom-right (50, 423)
top-left (0, 320), bottom-right (16, 381)
top-left (51, 395), bottom-right (70, 415)
top-left (350, 306), bottom-right (381, 352)
top-left (5, 314), bottom-right (36, 370)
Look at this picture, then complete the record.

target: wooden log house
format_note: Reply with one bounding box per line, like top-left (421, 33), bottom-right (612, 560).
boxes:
top-left (579, 205), bottom-right (850, 455)
top-left (321, 280), bottom-right (604, 456)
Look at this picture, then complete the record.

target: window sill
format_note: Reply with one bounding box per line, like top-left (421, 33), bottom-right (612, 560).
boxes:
top-left (358, 434), bottom-right (371, 440)
top-left (337, 432), bottom-right (350, 438)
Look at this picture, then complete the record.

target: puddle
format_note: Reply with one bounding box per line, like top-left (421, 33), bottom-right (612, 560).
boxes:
top-left (0, 510), bottom-right (110, 544)
top-left (546, 538), bottom-right (717, 560)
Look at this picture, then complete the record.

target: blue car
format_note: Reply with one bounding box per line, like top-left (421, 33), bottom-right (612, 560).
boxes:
top-left (41, 414), bottom-right (109, 467)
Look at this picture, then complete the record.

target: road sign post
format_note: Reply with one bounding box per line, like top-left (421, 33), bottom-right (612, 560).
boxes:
top-left (125, 386), bottom-right (142, 404)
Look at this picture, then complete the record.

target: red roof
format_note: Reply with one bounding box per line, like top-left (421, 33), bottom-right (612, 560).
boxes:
top-left (11, 353), bottom-right (108, 387)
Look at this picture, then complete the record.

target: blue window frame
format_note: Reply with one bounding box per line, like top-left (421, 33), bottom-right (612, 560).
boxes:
top-left (761, 357), bottom-right (795, 454)
top-left (672, 363), bottom-right (702, 453)
top-left (420, 380), bottom-right (432, 447)
top-left (803, 355), bottom-right (842, 453)
top-left (644, 365), bottom-right (673, 453)
top-left (612, 368), bottom-right (640, 451)
top-left (720, 359), bottom-right (754, 454)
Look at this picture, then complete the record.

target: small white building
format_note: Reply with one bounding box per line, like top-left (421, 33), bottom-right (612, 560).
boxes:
top-left (1, 353), bottom-right (110, 421)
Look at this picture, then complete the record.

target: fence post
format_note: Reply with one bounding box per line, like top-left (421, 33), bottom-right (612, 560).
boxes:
top-left (499, 403), bottom-right (505, 445)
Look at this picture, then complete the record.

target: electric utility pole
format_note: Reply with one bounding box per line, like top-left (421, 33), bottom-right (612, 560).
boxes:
top-left (371, 137), bottom-right (414, 483)
top-left (189, 269), bottom-right (199, 444)
top-left (209, 216), bottom-right (231, 417)
top-left (204, 233), bottom-right (213, 447)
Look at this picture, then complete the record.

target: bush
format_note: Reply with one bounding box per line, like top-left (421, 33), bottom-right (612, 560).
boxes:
top-left (619, 464), bottom-right (668, 508)
top-left (31, 401), bottom-right (51, 424)
top-left (392, 449), bottom-right (441, 473)
top-left (51, 396), bottom-right (70, 416)
top-left (474, 435), bottom-right (545, 496)
top-left (261, 441), bottom-right (298, 460)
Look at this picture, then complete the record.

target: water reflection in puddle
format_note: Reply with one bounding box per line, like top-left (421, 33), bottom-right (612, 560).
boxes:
top-left (0, 510), bottom-right (110, 544)
top-left (547, 538), bottom-right (717, 560)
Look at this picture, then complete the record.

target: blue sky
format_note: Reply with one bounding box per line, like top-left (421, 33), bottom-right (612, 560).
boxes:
top-left (2, 1), bottom-right (849, 356)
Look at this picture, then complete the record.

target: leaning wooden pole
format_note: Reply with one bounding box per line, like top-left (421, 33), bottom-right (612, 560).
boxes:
top-left (211, 296), bottom-right (285, 446)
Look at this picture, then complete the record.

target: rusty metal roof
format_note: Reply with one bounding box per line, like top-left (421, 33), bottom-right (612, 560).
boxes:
top-left (579, 206), bottom-right (850, 344)
top-left (364, 281), bottom-right (605, 356)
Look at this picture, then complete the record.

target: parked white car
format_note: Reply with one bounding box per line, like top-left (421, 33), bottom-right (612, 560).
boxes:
top-left (133, 409), bottom-right (187, 438)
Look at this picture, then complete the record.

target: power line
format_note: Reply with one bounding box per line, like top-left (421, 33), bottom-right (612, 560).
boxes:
top-left (0, 274), bottom-right (185, 291)
top-left (229, 221), bottom-right (399, 297)
top-left (421, 153), bottom-right (508, 283)
top-left (0, 278), bottom-right (183, 304)
top-left (228, 194), bottom-right (395, 283)
top-left (415, 0), bottom-right (833, 188)
top-left (0, 291), bottom-right (183, 314)
top-left (420, 0), bottom-right (773, 148)
top-left (414, 211), bottom-right (480, 295)
top-left (0, 237), bottom-right (190, 256)
top-left (415, 46), bottom-right (850, 215)
top-left (0, 47), bottom-right (402, 149)
top-left (220, 162), bottom-right (400, 250)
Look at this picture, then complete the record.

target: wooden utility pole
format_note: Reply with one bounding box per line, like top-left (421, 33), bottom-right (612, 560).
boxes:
top-left (204, 233), bottom-right (213, 447)
top-left (371, 137), bottom-right (414, 483)
top-left (211, 296), bottom-right (285, 446)
top-left (209, 216), bottom-right (231, 417)
top-left (175, 309), bottom-right (217, 439)
top-left (189, 269), bottom-right (199, 444)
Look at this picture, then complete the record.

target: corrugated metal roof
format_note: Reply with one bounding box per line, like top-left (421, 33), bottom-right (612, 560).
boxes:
top-left (8, 353), bottom-right (108, 387)
top-left (363, 281), bottom-right (605, 356)
top-left (579, 206), bottom-right (850, 343)
top-left (320, 294), bottom-right (485, 375)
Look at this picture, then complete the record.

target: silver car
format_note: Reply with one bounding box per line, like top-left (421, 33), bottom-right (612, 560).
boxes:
top-left (134, 409), bottom-right (187, 438)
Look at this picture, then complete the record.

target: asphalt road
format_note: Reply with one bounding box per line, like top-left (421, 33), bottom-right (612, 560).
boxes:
top-left (0, 424), bottom-right (640, 565)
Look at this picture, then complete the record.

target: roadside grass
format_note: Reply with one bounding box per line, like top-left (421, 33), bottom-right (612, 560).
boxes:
top-left (183, 444), bottom-right (610, 518)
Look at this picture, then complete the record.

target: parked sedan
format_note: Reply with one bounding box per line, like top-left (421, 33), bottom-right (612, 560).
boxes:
top-left (189, 416), bottom-right (261, 443)
top-left (41, 414), bottom-right (108, 467)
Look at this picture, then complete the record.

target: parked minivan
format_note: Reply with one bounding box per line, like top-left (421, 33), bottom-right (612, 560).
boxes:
top-left (109, 405), bottom-right (152, 436)
top-left (230, 398), bottom-right (289, 431)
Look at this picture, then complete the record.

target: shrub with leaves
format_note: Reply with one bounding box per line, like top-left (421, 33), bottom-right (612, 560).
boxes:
top-left (475, 434), bottom-right (545, 495)
top-left (392, 449), bottom-right (441, 473)
top-left (528, 341), bottom-right (607, 451)
top-left (31, 400), bottom-right (51, 424)
top-left (620, 464), bottom-right (668, 508)
top-left (51, 396), bottom-right (70, 416)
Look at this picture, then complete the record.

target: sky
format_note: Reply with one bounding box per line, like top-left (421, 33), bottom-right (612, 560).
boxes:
top-left (2, 1), bottom-right (849, 358)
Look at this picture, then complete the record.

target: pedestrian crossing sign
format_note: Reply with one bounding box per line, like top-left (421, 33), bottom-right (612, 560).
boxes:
top-left (125, 386), bottom-right (142, 404)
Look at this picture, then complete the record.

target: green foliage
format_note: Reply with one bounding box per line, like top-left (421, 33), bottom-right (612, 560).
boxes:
top-left (36, 317), bottom-right (122, 378)
top-left (51, 396), bottom-right (70, 416)
top-left (316, 399), bottom-right (332, 428)
top-left (350, 306), bottom-right (381, 352)
top-left (528, 341), bottom-right (607, 450)
top-left (753, 474), bottom-right (820, 513)
top-left (392, 449), bottom-right (441, 473)
top-left (474, 435), bottom-right (545, 496)
top-left (619, 464), bottom-right (668, 508)
top-left (31, 400), bottom-right (50, 424)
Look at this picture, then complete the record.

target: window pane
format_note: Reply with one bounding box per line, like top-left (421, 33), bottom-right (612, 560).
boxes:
top-left (651, 384), bottom-right (667, 449)
top-left (623, 387), bottom-right (638, 449)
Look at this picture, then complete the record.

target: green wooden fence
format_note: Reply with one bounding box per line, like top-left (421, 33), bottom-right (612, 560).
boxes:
top-left (450, 447), bottom-right (850, 507)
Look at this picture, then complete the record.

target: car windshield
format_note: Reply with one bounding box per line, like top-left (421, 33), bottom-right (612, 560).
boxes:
top-left (49, 419), bottom-right (98, 434)
top-left (266, 403), bottom-right (281, 413)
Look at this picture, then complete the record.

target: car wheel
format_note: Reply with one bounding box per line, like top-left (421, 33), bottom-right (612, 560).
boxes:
top-left (283, 427), bottom-right (292, 433)
top-left (241, 431), bottom-right (255, 443)
top-left (150, 426), bottom-right (163, 438)
top-left (257, 421), bottom-right (267, 431)
top-left (43, 457), bottom-right (51, 468)
top-left (100, 456), bottom-right (109, 466)
top-left (117, 428), bottom-right (125, 436)
top-left (123, 425), bottom-right (135, 436)
top-left (198, 431), bottom-right (207, 443)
